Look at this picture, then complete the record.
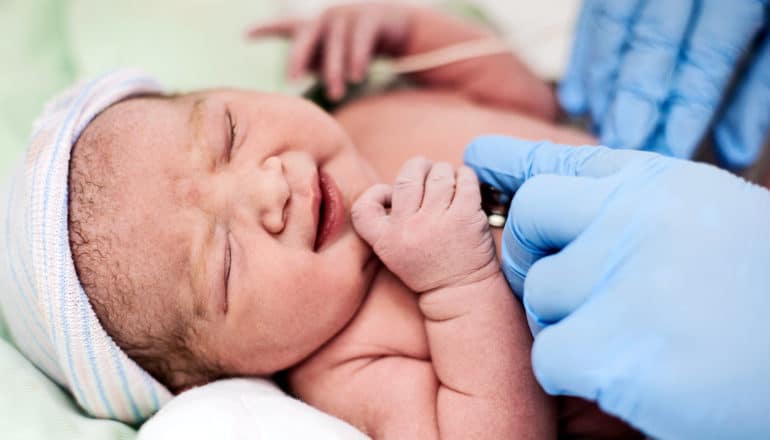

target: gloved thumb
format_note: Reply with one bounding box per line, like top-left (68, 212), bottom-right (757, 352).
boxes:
top-left (351, 183), bottom-right (392, 247)
top-left (464, 135), bottom-right (650, 196)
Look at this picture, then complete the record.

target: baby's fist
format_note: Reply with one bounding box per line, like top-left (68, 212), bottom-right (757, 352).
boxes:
top-left (352, 157), bottom-right (498, 292)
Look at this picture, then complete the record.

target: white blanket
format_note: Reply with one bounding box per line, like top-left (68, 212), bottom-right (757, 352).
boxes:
top-left (138, 378), bottom-right (370, 440)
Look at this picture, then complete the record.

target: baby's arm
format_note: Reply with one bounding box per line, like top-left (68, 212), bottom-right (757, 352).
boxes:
top-left (419, 271), bottom-right (548, 438)
top-left (248, 3), bottom-right (557, 120)
top-left (345, 158), bottom-right (555, 438)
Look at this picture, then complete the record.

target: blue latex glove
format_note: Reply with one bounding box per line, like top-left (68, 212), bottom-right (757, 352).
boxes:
top-left (560, 0), bottom-right (770, 168)
top-left (464, 135), bottom-right (770, 439)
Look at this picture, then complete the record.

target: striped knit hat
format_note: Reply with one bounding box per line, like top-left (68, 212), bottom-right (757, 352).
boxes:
top-left (0, 69), bottom-right (173, 424)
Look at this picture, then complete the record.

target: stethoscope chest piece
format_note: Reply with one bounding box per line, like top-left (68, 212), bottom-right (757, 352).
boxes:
top-left (480, 184), bottom-right (512, 228)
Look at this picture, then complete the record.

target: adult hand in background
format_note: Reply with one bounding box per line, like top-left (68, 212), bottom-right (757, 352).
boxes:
top-left (560, 0), bottom-right (770, 168)
top-left (246, 3), bottom-right (411, 100)
top-left (464, 135), bottom-right (770, 439)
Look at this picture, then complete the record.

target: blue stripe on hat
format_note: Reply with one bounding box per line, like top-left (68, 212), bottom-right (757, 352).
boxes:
top-left (78, 281), bottom-right (117, 419)
top-left (109, 342), bottom-right (143, 423)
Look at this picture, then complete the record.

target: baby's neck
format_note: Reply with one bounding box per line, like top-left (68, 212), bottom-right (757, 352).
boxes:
top-left (286, 263), bottom-right (428, 387)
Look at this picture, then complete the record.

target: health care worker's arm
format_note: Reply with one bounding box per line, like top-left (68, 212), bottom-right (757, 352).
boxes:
top-left (335, 157), bottom-right (555, 439)
top-left (247, 3), bottom-right (557, 120)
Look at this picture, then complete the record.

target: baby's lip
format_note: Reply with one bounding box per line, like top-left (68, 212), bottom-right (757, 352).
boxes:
top-left (311, 169), bottom-right (322, 249)
top-left (314, 171), bottom-right (345, 251)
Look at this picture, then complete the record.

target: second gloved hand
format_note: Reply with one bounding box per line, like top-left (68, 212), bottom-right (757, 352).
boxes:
top-left (464, 135), bottom-right (770, 439)
top-left (560, 0), bottom-right (770, 168)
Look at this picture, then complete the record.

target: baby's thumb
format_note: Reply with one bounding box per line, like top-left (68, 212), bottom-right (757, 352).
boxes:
top-left (351, 183), bottom-right (391, 246)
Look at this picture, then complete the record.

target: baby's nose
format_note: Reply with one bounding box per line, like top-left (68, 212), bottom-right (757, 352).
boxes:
top-left (259, 156), bottom-right (290, 234)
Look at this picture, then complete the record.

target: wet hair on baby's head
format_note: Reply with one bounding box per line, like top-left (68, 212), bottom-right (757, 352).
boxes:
top-left (67, 99), bottom-right (222, 393)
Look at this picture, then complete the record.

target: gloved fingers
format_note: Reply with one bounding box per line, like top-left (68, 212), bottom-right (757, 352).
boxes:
top-left (521, 219), bottom-right (619, 332)
top-left (464, 136), bottom-right (647, 197)
top-left (600, 0), bottom-right (694, 150)
top-left (714, 33), bottom-right (770, 169)
top-left (656, 0), bottom-right (767, 159)
top-left (351, 183), bottom-right (392, 246)
top-left (558, 0), bottom-right (596, 115)
top-left (530, 305), bottom-right (616, 399)
top-left (500, 174), bottom-right (617, 296)
top-left (585, 0), bottom-right (644, 127)
top-left (391, 157), bottom-right (432, 217)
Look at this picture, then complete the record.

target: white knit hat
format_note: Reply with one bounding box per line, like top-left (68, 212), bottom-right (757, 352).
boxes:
top-left (0, 69), bottom-right (173, 424)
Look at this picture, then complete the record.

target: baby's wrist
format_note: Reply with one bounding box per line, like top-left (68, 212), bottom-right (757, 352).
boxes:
top-left (417, 266), bottom-right (504, 322)
top-left (418, 258), bottom-right (500, 293)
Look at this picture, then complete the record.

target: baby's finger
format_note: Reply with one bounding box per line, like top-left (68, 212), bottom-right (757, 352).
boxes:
top-left (452, 166), bottom-right (482, 208)
top-left (324, 14), bottom-right (350, 100)
top-left (351, 183), bottom-right (392, 246)
top-left (392, 157), bottom-right (432, 217)
top-left (288, 19), bottom-right (324, 80)
top-left (422, 162), bottom-right (455, 210)
top-left (348, 12), bottom-right (379, 82)
top-left (246, 18), bottom-right (301, 39)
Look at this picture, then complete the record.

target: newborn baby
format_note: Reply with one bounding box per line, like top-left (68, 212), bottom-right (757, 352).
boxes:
top-left (1, 3), bottom-right (639, 438)
top-left (70, 86), bottom-right (554, 439)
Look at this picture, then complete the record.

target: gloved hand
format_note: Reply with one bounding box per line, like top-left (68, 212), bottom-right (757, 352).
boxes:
top-left (560, 0), bottom-right (770, 168)
top-left (464, 135), bottom-right (770, 439)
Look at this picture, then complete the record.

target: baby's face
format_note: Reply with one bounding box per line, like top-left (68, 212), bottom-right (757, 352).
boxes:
top-left (87, 90), bottom-right (379, 378)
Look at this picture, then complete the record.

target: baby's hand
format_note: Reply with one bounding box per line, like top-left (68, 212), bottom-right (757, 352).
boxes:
top-left (246, 2), bottom-right (412, 100)
top-left (352, 157), bottom-right (498, 293)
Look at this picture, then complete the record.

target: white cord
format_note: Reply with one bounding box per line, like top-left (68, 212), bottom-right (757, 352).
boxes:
top-left (288, 36), bottom-right (515, 96)
top-left (385, 36), bottom-right (513, 74)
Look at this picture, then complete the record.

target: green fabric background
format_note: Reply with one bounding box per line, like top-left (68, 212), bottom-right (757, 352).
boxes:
top-left (0, 0), bottom-right (287, 177)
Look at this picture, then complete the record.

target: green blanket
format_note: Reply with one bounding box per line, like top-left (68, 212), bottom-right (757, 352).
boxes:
top-left (0, 0), bottom-right (286, 177)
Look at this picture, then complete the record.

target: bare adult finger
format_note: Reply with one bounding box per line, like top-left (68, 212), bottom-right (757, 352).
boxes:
top-left (323, 13), bottom-right (351, 100)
